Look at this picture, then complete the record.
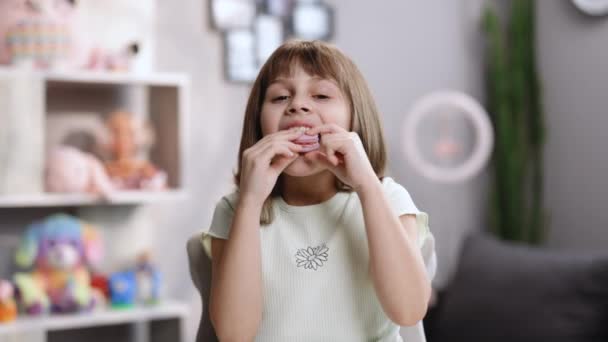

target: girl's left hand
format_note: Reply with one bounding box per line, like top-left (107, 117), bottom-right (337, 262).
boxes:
top-left (304, 123), bottom-right (378, 192)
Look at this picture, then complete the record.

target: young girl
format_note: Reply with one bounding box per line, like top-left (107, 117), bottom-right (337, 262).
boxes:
top-left (202, 40), bottom-right (437, 342)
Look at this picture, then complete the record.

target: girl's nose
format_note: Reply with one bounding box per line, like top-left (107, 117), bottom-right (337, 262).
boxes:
top-left (288, 106), bottom-right (310, 114)
top-left (287, 95), bottom-right (310, 114)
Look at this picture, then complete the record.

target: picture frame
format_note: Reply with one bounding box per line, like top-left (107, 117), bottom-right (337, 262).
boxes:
top-left (263, 0), bottom-right (294, 18)
top-left (291, 1), bottom-right (334, 41)
top-left (209, 0), bottom-right (258, 31)
top-left (255, 14), bottom-right (285, 65)
top-left (222, 29), bottom-right (259, 83)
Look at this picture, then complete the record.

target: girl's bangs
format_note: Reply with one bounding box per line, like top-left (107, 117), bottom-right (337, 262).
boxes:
top-left (264, 43), bottom-right (343, 85)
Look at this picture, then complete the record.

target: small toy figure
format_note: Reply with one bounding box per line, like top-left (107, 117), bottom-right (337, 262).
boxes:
top-left (109, 271), bottom-right (137, 309)
top-left (14, 214), bottom-right (103, 314)
top-left (134, 251), bottom-right (161, 305)
top-left (98, 111), bottom-right (167, 191)
top-left (0, 280), bottom-right (17, 322)
top-left (45, 145), bottom-right (114, 197)
top-left (85, 42), bottom-right (140, 72)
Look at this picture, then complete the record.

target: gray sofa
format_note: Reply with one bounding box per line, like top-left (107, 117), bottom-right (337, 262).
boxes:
top-left (423, 232), bottom-right (608, 342)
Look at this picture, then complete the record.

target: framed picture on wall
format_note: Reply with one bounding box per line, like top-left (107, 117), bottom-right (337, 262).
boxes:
top-left (223, 29), bottom-right (259, 82)
top-left (255, 14), bottom-right (284, 65)
top-left (210, 0), bottom-right (258, 30)
top-left (291, 1), bottom-right (333, 40)
top-left (263, 0), bottom-right (294, 17)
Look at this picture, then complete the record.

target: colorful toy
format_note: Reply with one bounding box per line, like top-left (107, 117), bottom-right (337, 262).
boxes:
top-left (134, 251), bottom-right (161, 305)
top-left (0, 0), bottom-right (77, 68)
top-left (14, 214), bottom-right (103, 314)
top-left (0, 280), bottom-right (18, 322)
top-left (109, 271), bottom-right (137, 309)
top-left (45, 145), bottom-right (114, 197)
top-left (98, 111), bottom-right (167, 191)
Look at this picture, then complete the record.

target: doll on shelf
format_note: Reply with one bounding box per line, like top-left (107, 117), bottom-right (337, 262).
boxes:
top-left (99, 110), bottom-right (167, 191)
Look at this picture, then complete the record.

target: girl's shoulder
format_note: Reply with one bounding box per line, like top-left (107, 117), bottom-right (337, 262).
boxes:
top-left (214, 189), bottom-right (240, 213)
top-left (380, 176), bottom-right (408, 194)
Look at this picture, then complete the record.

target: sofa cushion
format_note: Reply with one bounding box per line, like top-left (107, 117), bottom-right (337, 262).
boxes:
top-left (428, 232), bottom-right (608, 342)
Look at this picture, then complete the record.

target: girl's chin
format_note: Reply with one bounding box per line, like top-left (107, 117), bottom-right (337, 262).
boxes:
top-left (282, 154), bottom-right (325, 176)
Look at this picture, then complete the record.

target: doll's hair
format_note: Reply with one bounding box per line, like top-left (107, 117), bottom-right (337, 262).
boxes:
top-left (233, 40), bottom-right (387, 225)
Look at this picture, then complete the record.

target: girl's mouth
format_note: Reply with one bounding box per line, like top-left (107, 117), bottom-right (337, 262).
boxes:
top-left (293, 132), bottom-right (320, 153)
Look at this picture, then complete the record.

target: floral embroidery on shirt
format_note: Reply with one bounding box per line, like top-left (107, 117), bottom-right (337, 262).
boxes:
top-left (295, 244), bottom-right (329, 270)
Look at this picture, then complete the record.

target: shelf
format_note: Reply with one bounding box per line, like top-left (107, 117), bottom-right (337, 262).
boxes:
top-left (0, 301), bottom-right (188, 335)
top-left (0, 190), bottom-right (187, 208)
top-left (0, 66), bottom-right (189, 87)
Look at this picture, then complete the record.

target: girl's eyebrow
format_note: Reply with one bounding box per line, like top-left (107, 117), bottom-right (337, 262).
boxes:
top-left (269, 76), bottom-right (337, 87)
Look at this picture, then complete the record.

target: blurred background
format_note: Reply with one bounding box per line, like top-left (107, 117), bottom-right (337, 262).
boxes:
top-left (0, 0), bottom-right (607, 341)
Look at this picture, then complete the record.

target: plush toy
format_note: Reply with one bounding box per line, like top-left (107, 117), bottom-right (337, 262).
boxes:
top-left (0, 0), bottom-right (78, 68)
top-left (134, 251), bottom-right (161, 305)
top-left (14, 214), bottom-right (103, 314)
top-left (45, 145), bottom-right (114, 197)
top-left (0, 280), bottom-right (18, 322)
top-left (97, 111), bottom-right (167, 191)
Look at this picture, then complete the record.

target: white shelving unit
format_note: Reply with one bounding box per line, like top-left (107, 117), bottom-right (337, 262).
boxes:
top-left (0, 301), bottom-right (189, 342)
top-left (0, 66), bottom-right (190, 207)
top-left (0, 190), bottom-right (187, 208)
top-left (0, 67), bottom-right (192, 342)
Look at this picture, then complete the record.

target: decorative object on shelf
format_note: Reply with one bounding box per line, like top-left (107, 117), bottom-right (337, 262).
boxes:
top-left (89, 273), bottom-right (109, 309)
top-left (402, 91), bottom-right (494, 184)
top-left (13, 214), bottom-right (104, 314)
top-left (572, 0), bottom-right (608, 16)
top-left (134, 251), bottom-right (161, 306)
top-left (0, 0), bottom-right (78, 69)
top-left (109, 270), bottom-right (137, 309)
top-left (71, 0), bottom-right (156, 73)
top-left (0, 280), bottom-right (17, 323)
top-left (98, 110), bottom-right (167, 191)
top-left (483, 0), bottom-right (547, 244)
top-left (84, 42), bottom-right (140, 72)
top-left (207, 0), bottom-right (334, 83)
top-left (45, 145), bottom-right (114, 197)
top-left (0, 0), bottom-right (155, 72)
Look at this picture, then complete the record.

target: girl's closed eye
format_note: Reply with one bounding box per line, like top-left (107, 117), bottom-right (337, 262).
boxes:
top-left (272, 95), bottom-right (290, 102)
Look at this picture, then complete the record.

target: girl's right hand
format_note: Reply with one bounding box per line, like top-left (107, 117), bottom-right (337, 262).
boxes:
top-left (239, 128), bottom-right (305, 207)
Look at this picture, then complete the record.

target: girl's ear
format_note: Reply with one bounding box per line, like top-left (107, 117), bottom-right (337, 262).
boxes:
top-left (81, 223), bottom-right (103, 266)
top-left (15, 223), bottom-right (41, 268)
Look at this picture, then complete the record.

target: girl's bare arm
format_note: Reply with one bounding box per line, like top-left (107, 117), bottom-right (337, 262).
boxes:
top-left (209, 198), bottom-right (264, 342)
top-left (358, 180), bottom-right (432, 327)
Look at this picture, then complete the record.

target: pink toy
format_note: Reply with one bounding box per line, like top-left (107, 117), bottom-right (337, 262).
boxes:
top-left (45, 145), bottom-right (114, 197)
top-left (14, 214), bottom-right (104, 314)
top-left (0, 0), bottom-right (77, 68)
top-left (85, 42), bottom-right (140, 72)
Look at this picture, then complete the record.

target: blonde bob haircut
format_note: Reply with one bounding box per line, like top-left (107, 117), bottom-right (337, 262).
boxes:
top-left (233, 40), bottom-right (387, 225)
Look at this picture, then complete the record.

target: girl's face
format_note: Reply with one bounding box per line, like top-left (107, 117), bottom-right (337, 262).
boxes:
top-left (260, 63), bottom-right (351, 177)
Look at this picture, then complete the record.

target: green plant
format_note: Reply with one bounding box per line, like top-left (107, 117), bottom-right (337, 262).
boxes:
top-left (482, 0), bottom-right (547, 244)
